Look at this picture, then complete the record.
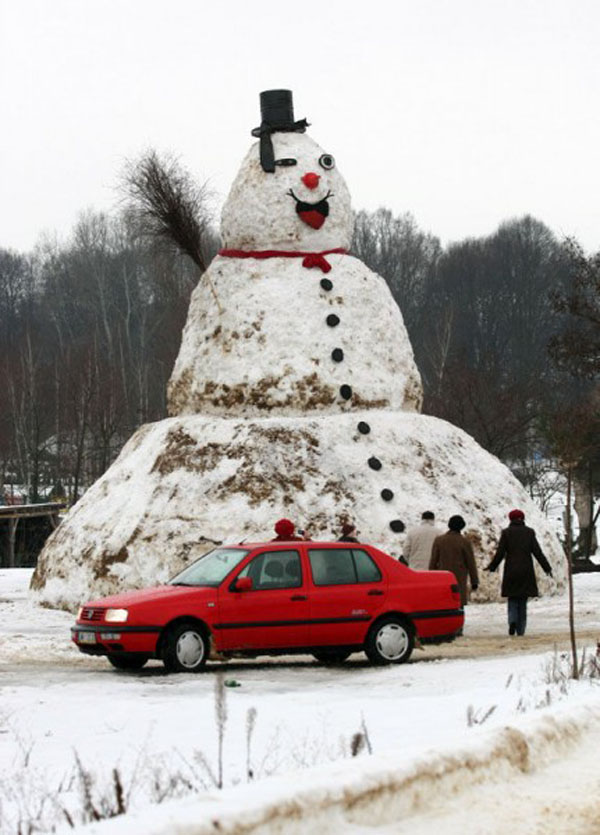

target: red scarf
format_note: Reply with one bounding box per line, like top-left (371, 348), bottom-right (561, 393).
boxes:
top-left (219, 247), bottom-right (347, 274)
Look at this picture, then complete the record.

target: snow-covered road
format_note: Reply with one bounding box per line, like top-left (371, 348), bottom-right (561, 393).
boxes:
top-left (1, 569), bottom-right (599, 834)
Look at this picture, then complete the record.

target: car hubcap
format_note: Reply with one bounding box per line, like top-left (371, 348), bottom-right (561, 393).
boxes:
top-left (176, 631), bottom-right (204, 668)
top-left (376, 623), bottom-right (408, 660)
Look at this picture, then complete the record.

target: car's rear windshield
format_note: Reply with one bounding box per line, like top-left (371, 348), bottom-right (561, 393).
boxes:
top-left (169, 548), bottom-right (250, 587)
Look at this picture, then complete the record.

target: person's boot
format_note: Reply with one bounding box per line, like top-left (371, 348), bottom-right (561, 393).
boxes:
top-left (509, 623), bottom-right (517, 636)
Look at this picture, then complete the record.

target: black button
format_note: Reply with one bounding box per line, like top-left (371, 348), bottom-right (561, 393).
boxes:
top-left (357, 421), bottom-right (370, 434)
top-left (326, 314), bottom-right (340, 327)
top-left (390, 519), bottom-right (405, 533)
top-left (368, 457), bottom-right (382, 471)
top-left (340, 385), bottom-right (352, 400)
top-left (380, 489), bottom-right (394, 501)
top-left (320, 278), bottom-right (333, 291)
top-left (331, 348), bottom-right (344, 362)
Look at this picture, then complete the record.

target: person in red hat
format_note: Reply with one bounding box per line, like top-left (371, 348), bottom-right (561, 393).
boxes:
top-left (271, 518), bottom-right (303, 541)
top-left (485, 509), bottom-right (553, 636)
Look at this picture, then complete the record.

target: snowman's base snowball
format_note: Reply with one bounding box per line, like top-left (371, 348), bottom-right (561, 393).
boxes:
top-left (32, 410), bottom-right (565, 610)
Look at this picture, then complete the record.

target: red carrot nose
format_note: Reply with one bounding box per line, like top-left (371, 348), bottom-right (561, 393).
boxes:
top-left (302, 172), bottom-right (320, 190)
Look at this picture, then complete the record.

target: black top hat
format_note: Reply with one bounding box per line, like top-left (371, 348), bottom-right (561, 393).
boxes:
top-left (251, 90), bottom-right (309, 173)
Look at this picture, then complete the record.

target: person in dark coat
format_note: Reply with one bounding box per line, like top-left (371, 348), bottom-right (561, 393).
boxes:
top-left (429, 515), bottom-right (479, 607)
top-left (485, 509), bottom-right (552, 636)
top-left (271, 518), bottom-right (303, 541)
top-left (337, 522), bottom-right (359, 543)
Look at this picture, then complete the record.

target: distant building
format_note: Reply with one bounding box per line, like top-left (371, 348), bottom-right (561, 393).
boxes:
top-left (0, 503), bottom-right (65, 568)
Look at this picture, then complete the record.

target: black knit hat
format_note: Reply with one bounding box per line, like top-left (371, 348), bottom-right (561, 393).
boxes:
top-left (251, 90), bottom-right (309, 173)
top-left (448, 515), bottom-right (466, 532)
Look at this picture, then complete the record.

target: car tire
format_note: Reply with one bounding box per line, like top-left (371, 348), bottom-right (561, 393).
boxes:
top-left (107, 653), bottom-right (148, 670)
top-left (163, 622), bottom-right (208, 673)
top-left (312, 650), bottom-right (352, 665)
top-left (365, 616), bottom-right (414, 665)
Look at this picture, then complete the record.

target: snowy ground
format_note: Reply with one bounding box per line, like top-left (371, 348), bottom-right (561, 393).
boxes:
top-left (1, 569), bottom-right (600, 834)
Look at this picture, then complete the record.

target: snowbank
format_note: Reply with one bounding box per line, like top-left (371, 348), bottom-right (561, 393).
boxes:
top-left (79, 703), bottom-right (600, 835)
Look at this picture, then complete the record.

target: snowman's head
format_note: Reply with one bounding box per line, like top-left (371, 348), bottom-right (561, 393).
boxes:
top-left (221, 131), bottom-right (353, 251)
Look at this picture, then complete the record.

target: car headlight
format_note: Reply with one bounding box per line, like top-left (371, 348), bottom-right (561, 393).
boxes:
top-left (76, 606), bottom-right (84, 620)
top-left (105, 608), bottom-right (129, 623)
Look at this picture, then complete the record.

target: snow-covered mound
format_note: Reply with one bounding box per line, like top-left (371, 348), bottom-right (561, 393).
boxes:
top-left (168, 254), bottom-right (422, 417)
top-left (32, 410), bottom-right (564, 611)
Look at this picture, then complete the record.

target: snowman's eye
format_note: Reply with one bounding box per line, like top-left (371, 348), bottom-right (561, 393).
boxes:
top-left (319, 154), bottom-right (335, 170)
top-left (274, 158), bottom-right (297, 167)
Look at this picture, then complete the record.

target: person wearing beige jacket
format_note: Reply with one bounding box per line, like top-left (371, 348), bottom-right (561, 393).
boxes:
top-left (403, 512), bottom-right (443, 571)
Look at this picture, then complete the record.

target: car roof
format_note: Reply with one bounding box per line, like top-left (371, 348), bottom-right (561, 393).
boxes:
top-left (231, 541), bottom-right (373, 547)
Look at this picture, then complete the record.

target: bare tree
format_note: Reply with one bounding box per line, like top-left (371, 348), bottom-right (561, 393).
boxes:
top-left (421, 216), bottom-right (568, 459)
top-left (425, 305), bottom-right (455, 399)
top-left (549, 237), bottom-right (600, 379)
top-left (548, 238), bottom-right (600, 557)
top-left (352, 208), bottom-right (441, 334)
top-left (545, 397), bottom-right (599, 678)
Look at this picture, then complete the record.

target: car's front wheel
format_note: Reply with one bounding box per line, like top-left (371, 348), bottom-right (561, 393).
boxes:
top-left (365, 616), bottom-right (414, 665)
top-left (107, 653), bottom-right (148, 670)
top-left (163, 622), bottom-right (208, 673)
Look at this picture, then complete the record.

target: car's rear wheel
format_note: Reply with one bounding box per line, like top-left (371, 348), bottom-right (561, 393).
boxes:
top-left (365, 616), bottom-right (414, 665)
top-left (312, 650), bottom-right (352, 665)
top-left (107, 653), bottom-right (148, 670)
top-left (163, 622), bottom-right (208, 673)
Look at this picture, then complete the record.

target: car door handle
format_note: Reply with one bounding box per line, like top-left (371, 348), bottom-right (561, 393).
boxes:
top-left (367, 590), bottom-right (384, 596)
top-left (290, 594), bottom-right (308, 601)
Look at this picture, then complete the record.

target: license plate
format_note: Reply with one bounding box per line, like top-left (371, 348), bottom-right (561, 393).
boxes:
top-left (79, 632), bottom-right (96, 644)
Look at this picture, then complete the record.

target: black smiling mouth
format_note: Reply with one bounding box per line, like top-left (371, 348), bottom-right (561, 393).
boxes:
top-left (287, 189), bottom-right (333, 219)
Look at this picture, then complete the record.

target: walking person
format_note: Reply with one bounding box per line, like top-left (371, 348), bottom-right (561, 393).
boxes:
top-left (429, 515), bottom-right (479, 607)
top-left (403, 511), bottom-right (443, 571)
top-left (337, 522), bottom-right (359, 543)
top-left (485, 509), bottom-right (553, 636)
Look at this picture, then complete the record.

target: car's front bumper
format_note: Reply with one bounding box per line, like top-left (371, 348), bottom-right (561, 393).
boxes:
top-left (71, 624), bottom-right (161, 656)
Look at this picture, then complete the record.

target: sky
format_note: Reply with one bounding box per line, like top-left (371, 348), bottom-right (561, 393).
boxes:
top-left (1, 0), bottom-right (599, 253)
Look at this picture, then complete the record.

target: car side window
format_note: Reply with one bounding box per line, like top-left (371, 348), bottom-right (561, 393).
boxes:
top-left (238, 550), bottom-right (302, 590)
top-left (352, 549), bottom-right (382, 583)
top-left (309, 548), bottom-right (382, 586)
top-left (308, 549), bottom-right (356, 586)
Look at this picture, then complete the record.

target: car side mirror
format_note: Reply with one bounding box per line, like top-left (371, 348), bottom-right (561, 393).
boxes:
top-left (235, 576), bottom-right (253, 592)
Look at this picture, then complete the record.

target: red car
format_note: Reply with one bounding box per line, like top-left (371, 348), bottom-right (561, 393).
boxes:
top-left (71, 542), bottom-right (463, 672)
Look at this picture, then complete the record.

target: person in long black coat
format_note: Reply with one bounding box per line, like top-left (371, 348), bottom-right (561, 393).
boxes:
top-left (485, 509), bottom-right (553, 636)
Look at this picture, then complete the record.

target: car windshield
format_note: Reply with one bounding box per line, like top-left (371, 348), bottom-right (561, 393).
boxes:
top-left (168, 548), bottom-right (250, 587)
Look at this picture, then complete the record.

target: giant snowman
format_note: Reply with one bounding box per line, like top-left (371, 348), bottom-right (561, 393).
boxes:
top-left (32, 90), bottom-right (564, 609)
